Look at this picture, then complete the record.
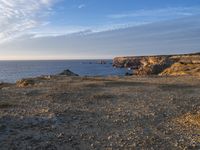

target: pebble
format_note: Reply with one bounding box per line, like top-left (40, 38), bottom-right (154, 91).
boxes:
top-left (108, 136), bottom-right (112, 140)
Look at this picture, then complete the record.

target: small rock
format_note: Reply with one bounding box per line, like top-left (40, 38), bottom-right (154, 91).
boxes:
top-left (108, 136), bottom-right (112, 140)
top-left (58, 69), bottom-right (79, 76)
top-left (57, 133), bottom-right (64, 138)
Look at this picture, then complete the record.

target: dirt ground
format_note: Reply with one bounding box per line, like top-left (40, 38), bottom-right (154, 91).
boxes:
top-left (0, 75), bottom-right (200, 149)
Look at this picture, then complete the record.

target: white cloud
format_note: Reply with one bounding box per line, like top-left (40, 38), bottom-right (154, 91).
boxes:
top-left (41, 0), bottom-right (53, 5)
top-left (108, 7), bottom-right (200, 19)
top-left (1, 15), bottom-right (200, 59)
top-left (78, 4), bottom-right (86, 9)
top-left (29, 21), bottom-right (150, 38)
top-left (0, 0), bottom-right (57, 43)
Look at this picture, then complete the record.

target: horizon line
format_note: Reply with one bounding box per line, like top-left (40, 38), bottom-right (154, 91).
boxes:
top-left (0, 58), bottom-right (114, 61)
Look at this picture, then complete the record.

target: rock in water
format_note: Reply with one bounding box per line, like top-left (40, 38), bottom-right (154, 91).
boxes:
top-left (125, 72), bottom-right (133, 76)
top-left (58, 69), bottom-right (79, 76)
top-left (98, 60), bottom-right (106, 64)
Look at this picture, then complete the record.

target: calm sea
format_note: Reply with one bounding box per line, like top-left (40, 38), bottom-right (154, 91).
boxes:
top-left (0, 60), bottom-right (127, 83)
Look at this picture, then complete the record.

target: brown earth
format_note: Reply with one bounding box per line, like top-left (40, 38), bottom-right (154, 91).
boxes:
top-left (0, 75), bottom-right (200, 149)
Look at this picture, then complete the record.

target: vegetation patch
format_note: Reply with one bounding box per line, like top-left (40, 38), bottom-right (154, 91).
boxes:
top-left (176, 112), bottom-right (200, 128)
top-left (91, 93), bottom-right (114, 99)
top-left (16, 79), bottom-right (35, 87)
top-left (0, 101), bottom-right (16, 108)
top-left (105, 81), bottom-right (145, 87)
top-left (159, 84), bottom-right (198, 91)
top-left (84, 82), bottom-right (105, 88)
top-left (0, 83), bottom-right (12, 89)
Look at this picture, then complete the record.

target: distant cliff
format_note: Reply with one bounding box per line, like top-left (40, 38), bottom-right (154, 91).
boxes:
top-left (113, 53), bottom-right (200, 76)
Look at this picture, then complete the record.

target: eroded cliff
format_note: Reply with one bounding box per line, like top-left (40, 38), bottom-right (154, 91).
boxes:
top-left (113, 53), bottom-right (200, 76)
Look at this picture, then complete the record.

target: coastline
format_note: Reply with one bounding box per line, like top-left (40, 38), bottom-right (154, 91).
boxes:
top-left (0, 59), bottom-right (126, 83)
top-left (113, 52), bottom-right (200, 76)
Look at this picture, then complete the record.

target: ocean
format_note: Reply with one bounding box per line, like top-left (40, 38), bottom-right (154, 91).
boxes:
top-left (0, 60), bottom-right (128, 83)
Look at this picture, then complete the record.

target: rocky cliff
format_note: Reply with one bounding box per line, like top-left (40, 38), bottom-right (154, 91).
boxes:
top-left (113, 53), bottom-right (200, 76)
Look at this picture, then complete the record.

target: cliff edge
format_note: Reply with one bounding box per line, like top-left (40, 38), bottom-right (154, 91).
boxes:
top-left (113, 53), bottom-right (200, 76)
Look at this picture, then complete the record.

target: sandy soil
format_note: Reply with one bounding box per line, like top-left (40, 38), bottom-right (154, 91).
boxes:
top-left (0, 75), bottom-right (200, 149)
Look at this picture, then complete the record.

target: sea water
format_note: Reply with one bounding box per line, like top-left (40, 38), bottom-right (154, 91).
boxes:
top-left (0, 60), bottom-right (127, 83)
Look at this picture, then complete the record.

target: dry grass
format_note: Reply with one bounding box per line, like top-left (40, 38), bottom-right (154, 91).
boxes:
top-left (0, 101), bottom-right (16, 108)
top-left (176, 112), bottom-right (200, 128)
top-left (16, 79), bottom-right (35, 87)
top-left (0, 83), bottom-right (13, 89)
top-left (175, 112), bottom-right (200, 144)
top-left (158, 84), bottom-right (199, 95)
top-left (91, 93), bottom-right (114, 99)
top-left (160, 63), bottom-right (200, 76)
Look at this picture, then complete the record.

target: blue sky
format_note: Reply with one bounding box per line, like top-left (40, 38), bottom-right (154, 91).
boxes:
top-left (0, 0), bottom-right (200, 59)
top-left (34, 0), bottom-right (200, 35)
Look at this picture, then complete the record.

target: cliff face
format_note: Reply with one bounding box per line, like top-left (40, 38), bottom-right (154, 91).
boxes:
top-left (113, 53), bottom-right (200, 76)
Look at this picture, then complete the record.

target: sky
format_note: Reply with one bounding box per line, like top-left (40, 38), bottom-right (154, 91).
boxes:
top-left (0, 0), bottom-right (200, 60)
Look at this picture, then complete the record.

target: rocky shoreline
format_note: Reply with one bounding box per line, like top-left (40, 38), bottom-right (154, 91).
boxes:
top-left (0, 72), bottom-right (199, 149)
top-left (113, 53), bottom-right (200, 76)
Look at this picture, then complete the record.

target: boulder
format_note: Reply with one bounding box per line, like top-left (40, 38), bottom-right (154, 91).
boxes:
top-left (125, 72), bottom-right (133, 76)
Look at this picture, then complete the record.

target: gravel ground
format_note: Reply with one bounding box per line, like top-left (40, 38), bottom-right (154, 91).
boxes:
top-left (0, 75), bottom-right (200, 150)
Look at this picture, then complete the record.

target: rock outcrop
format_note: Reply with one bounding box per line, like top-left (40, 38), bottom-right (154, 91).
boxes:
top-left (58, 69), bottom-right (79, 76)
top-left (0, 82), bottom-right (13, 89)
top-left (160, 63), bottom-right (200, 76)
top-left (113, 53), bottom-right (200, 76)
top-left (15, 70), bottom-right (79, 88)
top-left (16, 79), bottom-right (35, 87)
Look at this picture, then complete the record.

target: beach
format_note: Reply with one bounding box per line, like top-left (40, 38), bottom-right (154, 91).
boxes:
top-left (0, 75), bottom-right (199, 149)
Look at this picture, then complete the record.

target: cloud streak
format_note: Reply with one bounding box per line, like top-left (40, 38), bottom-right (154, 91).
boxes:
top-left (108, 7), bottom-right (200, 19)
top-left (1, 15), bottom-right (200, 59)
top-left (0, 0), bottom-right (57, 43)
